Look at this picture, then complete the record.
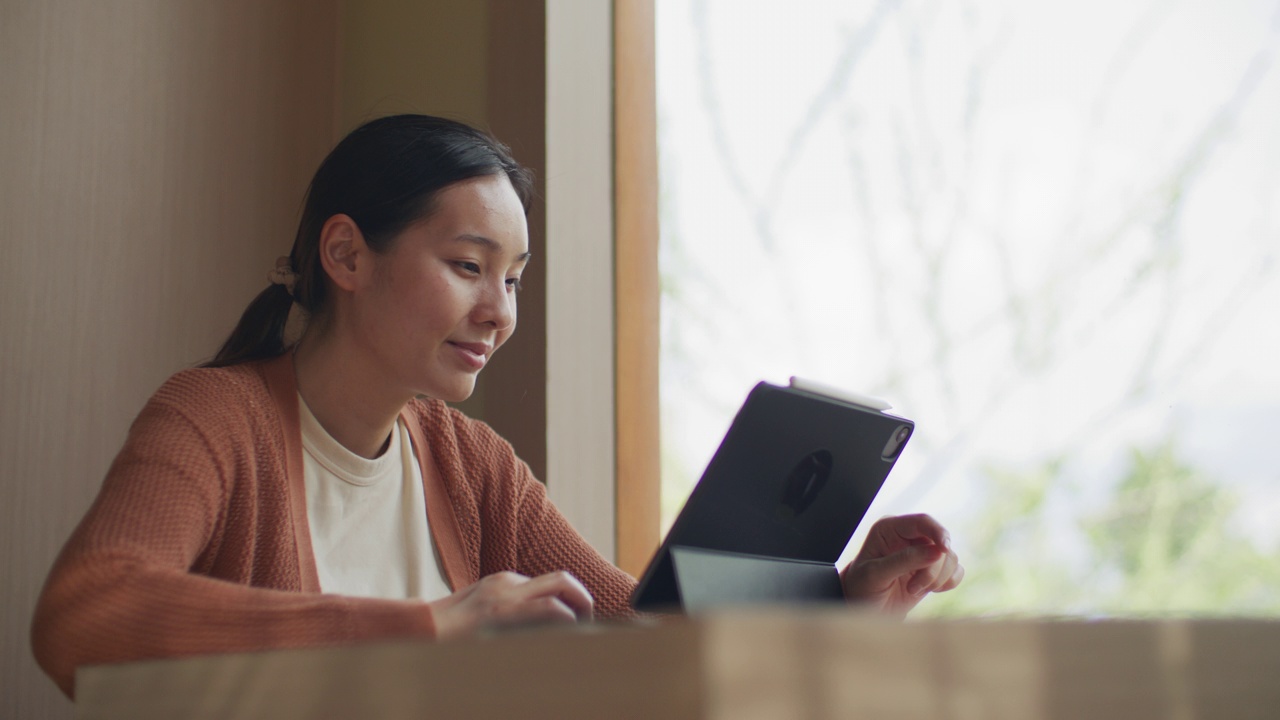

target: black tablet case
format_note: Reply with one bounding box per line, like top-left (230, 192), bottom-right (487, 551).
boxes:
top-left (631, 381), bottom-right (913, 613)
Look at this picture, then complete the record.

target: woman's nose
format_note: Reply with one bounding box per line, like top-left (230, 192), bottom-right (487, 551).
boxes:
top-left (474, 278), bottom-right (516, 330)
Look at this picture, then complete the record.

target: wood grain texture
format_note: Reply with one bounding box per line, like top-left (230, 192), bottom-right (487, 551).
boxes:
top-left (74, 612), bottom-right (1280, 719)
top-left (0, 2), bottom-right (338, 717)
top-left (613, 0), bottom-right (662, 578)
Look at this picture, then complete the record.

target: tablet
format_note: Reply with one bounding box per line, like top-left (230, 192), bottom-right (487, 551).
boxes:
top-left (630, 378), bottom-right (914, 613)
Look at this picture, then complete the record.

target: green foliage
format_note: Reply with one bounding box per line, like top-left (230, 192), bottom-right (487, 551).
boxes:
top-left (1082, 438), bottom-right (1280, 614)
top-left (917, 436), bottom-right (1280, 618)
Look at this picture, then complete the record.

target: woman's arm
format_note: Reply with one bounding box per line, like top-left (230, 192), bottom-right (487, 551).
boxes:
top-left (31, 393), bottom-right (437, 698)
top-left (508, 465), bottom-right (640, 619)
top-left (442, 409), bottom-right (639, 620)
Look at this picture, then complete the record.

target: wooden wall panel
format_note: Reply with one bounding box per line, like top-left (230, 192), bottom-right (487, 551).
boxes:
top-left (339, 0), bottom-right (490, 131)
top-left (0, 2), bottom-right (339, 717)
top-left (483, 0), bottom-right (549, 483)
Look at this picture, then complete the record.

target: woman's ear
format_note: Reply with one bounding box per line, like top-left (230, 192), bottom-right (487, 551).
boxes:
top-left (317, 214), bottom-right (370, 292)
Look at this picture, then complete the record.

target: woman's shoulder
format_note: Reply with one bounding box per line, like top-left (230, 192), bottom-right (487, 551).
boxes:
top-left (154, 361), bottom-right (270, 402)
top-left (144, 360), bottom-right (280, 429)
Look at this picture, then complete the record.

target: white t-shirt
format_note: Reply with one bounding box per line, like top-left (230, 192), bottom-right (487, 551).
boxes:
top-left (298, 395), bottom-right (452, 601)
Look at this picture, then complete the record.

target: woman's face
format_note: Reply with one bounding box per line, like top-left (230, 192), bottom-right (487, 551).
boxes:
top-left (352, 173), bottom-right (530, 403)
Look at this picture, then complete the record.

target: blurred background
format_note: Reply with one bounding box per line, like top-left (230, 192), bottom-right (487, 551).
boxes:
top-left (6, 1), bottom-right (1279, 717)
top-left (657, 0), bottom-right (1280, 617)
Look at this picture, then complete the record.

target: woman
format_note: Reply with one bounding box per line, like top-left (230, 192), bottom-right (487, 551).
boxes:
top-left (31, 115), bottom-right (963, 698)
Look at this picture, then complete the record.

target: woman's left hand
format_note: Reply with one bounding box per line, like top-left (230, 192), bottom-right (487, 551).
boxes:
top-left (840, 513), bottom-right (964, 619)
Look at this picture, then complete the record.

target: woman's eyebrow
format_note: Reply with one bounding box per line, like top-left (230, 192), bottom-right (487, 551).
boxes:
top-left (454, 234), bottom-right (533, 262)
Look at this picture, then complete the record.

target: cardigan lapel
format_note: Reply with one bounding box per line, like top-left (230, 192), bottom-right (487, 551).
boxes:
top-left (260, 352), bottom-right (474, 594)
top-left (259, 353), bottom-right (322, 593)
top-left (401, 406), bottom-right (475, 591)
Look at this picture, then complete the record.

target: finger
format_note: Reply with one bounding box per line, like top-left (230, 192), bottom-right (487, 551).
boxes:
top-left (904, 567), bottom-right (933, 597)
top-left (522, 571), bottom-right (595, 621)
top-left (500, 595), bottom-right (580, 626)
top-left (907, 548), bottom-right (965, 596)
top-left (936, 559), bottom-right (965, 592)
top-left (905, 550), bottom-right (956, 596)
top-left (875, 513), bottom-right (951, 550)
top-left (923, 550), bottom-right (959, 594)
top-left (860, 543), bottom-right (944, 589)
top-left (440, 571), bottom-right (528, 610)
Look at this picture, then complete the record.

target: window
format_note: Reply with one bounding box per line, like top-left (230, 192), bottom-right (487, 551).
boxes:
top-left (657, 0), bottom-right (1280, 615)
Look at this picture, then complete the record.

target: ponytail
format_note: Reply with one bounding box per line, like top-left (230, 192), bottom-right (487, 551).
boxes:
top-left (202, 283), bottom-right (294, 368)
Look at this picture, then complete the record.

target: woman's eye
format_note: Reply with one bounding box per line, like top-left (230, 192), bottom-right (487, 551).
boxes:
top-left (455, 261), bottom-right (482, 275)
top-left (506, 277), bottom-right (524, 293)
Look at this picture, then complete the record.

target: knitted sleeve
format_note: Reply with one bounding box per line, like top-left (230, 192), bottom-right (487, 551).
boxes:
top-left (442, 408), bottom-right (639, 620)
top-left (510, 458), bottom-right (639, 619)
top-left (31, 381), bottom-right (438, 699)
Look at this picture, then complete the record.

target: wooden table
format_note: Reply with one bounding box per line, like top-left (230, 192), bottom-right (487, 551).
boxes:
top-left (76, 609), bottom-right (1280, 719)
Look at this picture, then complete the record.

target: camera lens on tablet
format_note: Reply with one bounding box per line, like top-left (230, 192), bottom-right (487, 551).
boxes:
top-left (881, 425), bottom-right (912, 460)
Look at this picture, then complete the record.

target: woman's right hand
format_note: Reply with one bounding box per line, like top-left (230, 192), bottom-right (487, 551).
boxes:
top-left (427, 571), bottom-right (594, 640)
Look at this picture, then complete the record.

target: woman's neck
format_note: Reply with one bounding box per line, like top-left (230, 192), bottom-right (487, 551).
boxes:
top-left (292, 326), bottom-right (408, 459)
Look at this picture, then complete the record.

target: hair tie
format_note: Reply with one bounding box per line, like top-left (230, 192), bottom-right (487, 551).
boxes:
top-left (267, 256), bottom-right (298, 296)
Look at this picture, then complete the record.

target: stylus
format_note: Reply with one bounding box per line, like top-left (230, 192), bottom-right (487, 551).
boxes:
top-left (788, 377), bottom-right (893, 412)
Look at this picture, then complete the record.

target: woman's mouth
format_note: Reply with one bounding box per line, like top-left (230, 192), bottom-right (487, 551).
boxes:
top-left (447, 341), bottom-right (491, 370)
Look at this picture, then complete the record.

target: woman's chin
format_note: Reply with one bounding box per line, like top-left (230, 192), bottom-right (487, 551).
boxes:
top-left (418, 377), bottom-right (478, 404)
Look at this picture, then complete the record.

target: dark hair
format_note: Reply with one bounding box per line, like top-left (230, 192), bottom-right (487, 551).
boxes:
top-left (204, 114), bottom-right (534, 368)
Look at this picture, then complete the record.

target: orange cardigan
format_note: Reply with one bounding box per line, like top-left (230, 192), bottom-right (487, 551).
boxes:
top-left (31, 354), bottom-right (637, 697)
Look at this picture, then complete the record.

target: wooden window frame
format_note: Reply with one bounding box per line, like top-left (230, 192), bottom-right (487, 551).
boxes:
top-left (613, 0), bottom-right (660, 577)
